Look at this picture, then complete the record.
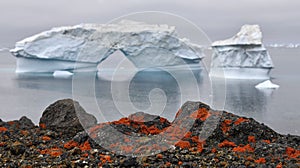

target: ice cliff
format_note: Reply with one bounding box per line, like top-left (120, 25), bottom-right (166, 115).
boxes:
top-left (10, 20), bottom-right (204, 73)
top-left (210, 25), bottom-right (274, 79)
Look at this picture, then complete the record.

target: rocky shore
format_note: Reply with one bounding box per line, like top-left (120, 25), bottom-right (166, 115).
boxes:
top-left (0, 99), bottom-right (299, 167)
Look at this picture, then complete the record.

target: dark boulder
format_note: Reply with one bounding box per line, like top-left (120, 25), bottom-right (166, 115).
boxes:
top-left (18, 116), bottom-right (35, 129)
top-left (39, 99), bottom-right (97, 137)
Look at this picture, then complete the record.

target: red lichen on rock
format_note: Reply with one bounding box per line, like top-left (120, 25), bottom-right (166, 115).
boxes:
top-left (0, 127), bottom-right (8, 132)
top-left (248, 136), bottom-right (256, 143)
top-left (190, 108), bottom-right (211, 121)
top-left (0, 142), bottom-right (6, 147)
top-left (211, 148), bottom-right (217, 153)
top-left (233, 144), bottom-right (254, 152)
top-left (120, 146), bottom-right (133, 153)
top-left (98, 154), bottom-right (112, 166)
top-left (64, 140), bottom-right (79, 149)
top-left (254, 157), bottom-right (266, 164)
top-left (148, 125), bottom-right (161, 135)
top-left (276, 162), bottom-right (282, 168)
top-left (234, 118), bottom-right (249, 125)
top-left (79, 141), bottom-right (91, 151)
top-left (112, 117), bottom-right (131, 126)
top-left (218, 140), bottom-right (236, 148)
top-left (156, 153), bottom-right (163, 159)
top-left (286, 147), bottom-right (300, 159)
top-left (175, 140), bottom-right (191, 149)
top-left (42, 136), bottom-right (51, 141)
top-left (39, 123), bottom-right (46, 129)
top-left (20, 130), bottom-right (29, 136)
top-left (262, 140), bottom-right (271, 144)
top-left (184, 131), bottom-right (192, 139)
top-left (40, 147), bottom-right (63, 157)
top-left (221, 119), bottom-right (232, 133)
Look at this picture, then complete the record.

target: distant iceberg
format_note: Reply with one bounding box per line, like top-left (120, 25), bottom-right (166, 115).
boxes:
top-left (255, 80), bottom-right (279, 89)
top-left (210, 25), bottom-right (274, 79)
top-left (10, 20), bottom-right (204, 73)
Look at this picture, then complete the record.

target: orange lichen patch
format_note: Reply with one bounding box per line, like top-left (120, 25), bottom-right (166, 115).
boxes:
top-left (248, 136), bottom-right (256, 143)
top-left (0, 142), bottom-right (6, 147)
top-left (112, 117), bottom-right (131, 126)
top-left (81, 153), bottom-right (89, 157)
top-left (79, 141), bottom-right (91, 151)
top-left (156, 153), bottom-right (163, 159)
top-left (175, 140), bottom-right (191, 149)
top-left (39, 123), bottom-right (46, 129)
top-left (234, 118), bottom-right (249, 125)
top-left (218, 140), bottom-right (236, 148)
top-left (254, 157), bottom-right (266, 164)
top-left (190, 108), bottom-right (211, 121)
top-left (160, 117), bottom-right (168, 123)
top-left (286, 147), bottom-right (300, 159)
top-left (8, 121), bottom-right (15, 126)
top-left (165, 162), bottom-right (171, 167)
top-left (221, 120), bottom-right (232, 133)
top-left (276, 162), bottom-right (283, 168)
top-left (178, 161), bottom-right (183, 165)
top-left (99, 155), bottom-right (112, 165)
top-left (233, 144), bottom-right (254, 152)
top-left (20, 130), bottom-right (29, 136)
top-left (246, 156), bottom-right (253, 161)
top-left (88, 123), bottom-right (106, 134)
top-left (124, 137), bottom-right (130, 143)
top-left (0, 127), bottom-right (8, 132)
top-left (262, 140), bottom-right (271, 144)
top-left (184, 131), bottom-right (192, 139)
top-left (64, 140), bottom-right (79, 149)
top-left (211, 148), bottom-right (217, 153)
top-left (148, 125), bottom-right (161, 135)
top-left (120, 146), bottom-right (133, 153)
top-left (40, 147), bottom-right (63, 157)
top-left (42, 136), bottom-right (51, 141)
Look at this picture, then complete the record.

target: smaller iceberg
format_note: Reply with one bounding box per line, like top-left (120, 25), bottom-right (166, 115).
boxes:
top-left (210, 25), bottom-right (274, 79)
top-left (53, 70), bottom-right (73, 78)
top-left (255, 80), bottom-right (279, 89)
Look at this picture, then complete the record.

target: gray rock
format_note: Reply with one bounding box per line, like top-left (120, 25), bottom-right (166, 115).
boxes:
top-left (18, 116), bottom-right (35, 129)
top-left (39, 99), bottom-right (97, 136)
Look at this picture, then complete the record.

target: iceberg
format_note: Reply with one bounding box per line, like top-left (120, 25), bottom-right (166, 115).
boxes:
top-left (10, 20), bottom-right (204, 73)
top-left (255, 80), bottom-right (279, 89)
top-left (210, 25), bottom-right (274, 79)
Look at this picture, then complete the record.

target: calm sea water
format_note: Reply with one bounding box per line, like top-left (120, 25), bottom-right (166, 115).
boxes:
top-left (0, 48), bottom-right (299, 135)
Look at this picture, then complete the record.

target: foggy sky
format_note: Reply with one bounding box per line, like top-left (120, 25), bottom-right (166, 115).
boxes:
top-left (1, 0), bottom-right (299, 48)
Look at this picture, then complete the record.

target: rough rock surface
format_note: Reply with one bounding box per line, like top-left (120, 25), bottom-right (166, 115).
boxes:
top-left (211, 25), bottom-right (273, 69)
top-left (39, 99), bottom-right (97, 137)
top-left (0, 100), bottom-right (299, 167)
top-left (10, 20), bottom-right (204, 73)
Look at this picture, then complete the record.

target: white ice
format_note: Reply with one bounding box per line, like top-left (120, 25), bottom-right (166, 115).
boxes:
top-left (255, 80), bottom-right (279, 89)
top-left (10, 20), bottom-right (204, 73)
top-left (210, 24), bottom-right (274, 79)
top-left (53, 70), bottom-right (73, 78)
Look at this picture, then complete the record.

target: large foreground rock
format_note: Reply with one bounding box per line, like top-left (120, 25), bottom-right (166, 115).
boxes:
top-left (10, 20), bottom-right (204, 73)
top-left (39, 99), bottom-right (97, 136)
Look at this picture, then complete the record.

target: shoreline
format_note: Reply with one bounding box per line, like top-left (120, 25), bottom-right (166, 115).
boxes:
top-left (0, 99), bottom-right (299, 167)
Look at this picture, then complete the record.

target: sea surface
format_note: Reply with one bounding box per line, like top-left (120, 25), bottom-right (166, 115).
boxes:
top-left (0, 48), bottom-right (299, 136)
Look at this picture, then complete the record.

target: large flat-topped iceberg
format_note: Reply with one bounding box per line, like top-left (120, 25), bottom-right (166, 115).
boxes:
top-left (210, 25), bottom-right (274, 79)
top-left (10, 20), bottom-right (204, 73)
